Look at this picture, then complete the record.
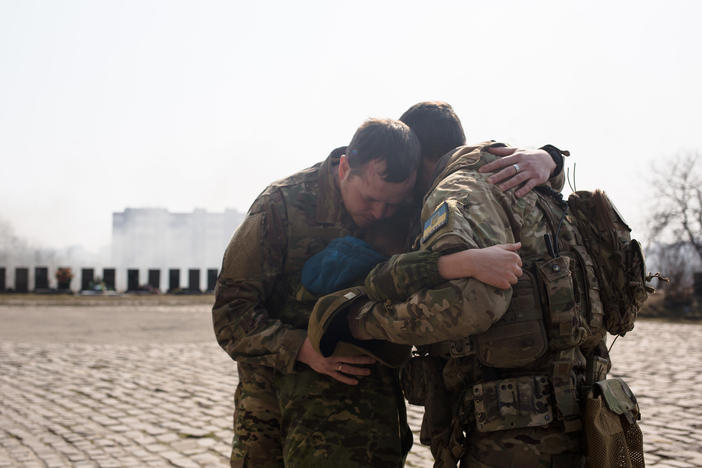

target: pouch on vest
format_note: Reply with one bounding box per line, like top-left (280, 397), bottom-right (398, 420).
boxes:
top-left (584, 378), bottom-right (644, 468)
top-left (472, 375), bottom-right (553, 432)
top-left (474, 270), bottom-right (548, 368)
top-left (571, 245), bottom-right (607, 349)
top-left (537, 256), bottom-right (586, 350)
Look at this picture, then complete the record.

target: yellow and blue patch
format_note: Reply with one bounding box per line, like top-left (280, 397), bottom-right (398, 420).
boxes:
top-left (422, 202), bottom-right (449, 243)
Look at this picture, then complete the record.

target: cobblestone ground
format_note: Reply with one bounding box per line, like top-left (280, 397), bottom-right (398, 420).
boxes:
top-left (0, 302), bottom-right (701, 467)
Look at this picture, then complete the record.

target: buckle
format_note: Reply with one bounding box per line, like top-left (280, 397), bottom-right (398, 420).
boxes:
top-left (449, 337), bottom-right (474, 357)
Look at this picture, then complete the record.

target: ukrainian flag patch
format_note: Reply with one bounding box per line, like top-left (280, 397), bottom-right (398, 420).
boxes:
top-left (422, 202), bottom-right (449, 243)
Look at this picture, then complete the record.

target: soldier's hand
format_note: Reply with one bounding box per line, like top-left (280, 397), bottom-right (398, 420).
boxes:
top-left (296, 337), bottom-right (375, 385)
top-left (480, 147), bottom-right (556, 197)
top-left (438, 243), bottom-right (523, 289)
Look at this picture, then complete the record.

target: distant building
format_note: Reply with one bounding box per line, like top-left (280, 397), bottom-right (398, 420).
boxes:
top-left (111, 208), bottom-right (244, 290)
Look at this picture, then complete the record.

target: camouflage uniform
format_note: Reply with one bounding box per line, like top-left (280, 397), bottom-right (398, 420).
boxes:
top-left (338, 143), bottom-right (609, 467)
top-left (213, 148), bottom-right (413, 467)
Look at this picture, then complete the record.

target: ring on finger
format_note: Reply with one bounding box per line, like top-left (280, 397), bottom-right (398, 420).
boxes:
top-left (336, 363), bottom-right (343, 372)
top-left (513, 163), bottom-right (520, 174)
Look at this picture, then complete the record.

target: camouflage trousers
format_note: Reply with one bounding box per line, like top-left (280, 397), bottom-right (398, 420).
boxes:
top-left (230, 362), bottom-right (283, 468)
top-left (231, 362), bottom-right (411, 468)
top-left (276, 363), bottom-right (411, 468)
top-left (458, 426), bottom-right (585, 468)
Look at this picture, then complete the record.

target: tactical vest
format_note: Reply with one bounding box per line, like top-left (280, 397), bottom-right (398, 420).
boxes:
top-left (432, 186), bottom-right (609, 356)
top-left (421, 149), bottom-right (610, 437)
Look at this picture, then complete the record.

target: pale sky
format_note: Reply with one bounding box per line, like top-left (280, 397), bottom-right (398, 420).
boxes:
top-left (1, 0), bottom-right (700, 252)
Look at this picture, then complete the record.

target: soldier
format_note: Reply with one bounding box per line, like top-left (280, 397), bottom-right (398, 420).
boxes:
top-left (309, 138), bottom-right (610, 467)
top-left (214, 118), bottom-right (422, 467)
top-left (214, 107), bottom-right (566, 466)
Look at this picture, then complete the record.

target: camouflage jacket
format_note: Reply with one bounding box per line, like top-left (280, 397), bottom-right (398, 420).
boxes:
top-left (353, 143), bottom-right (566, 346)
top-left (351, 144), bottom-right (614, 445)
top-left (364, 142), bottom-right (566, 303)
top-left (212, 148), bottom-right (426, 373)
top-left (213, 148), bottom-right (365, 373)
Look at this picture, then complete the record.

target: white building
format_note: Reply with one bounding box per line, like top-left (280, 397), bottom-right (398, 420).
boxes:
top-left (111, 208), bottom-right (244, 291)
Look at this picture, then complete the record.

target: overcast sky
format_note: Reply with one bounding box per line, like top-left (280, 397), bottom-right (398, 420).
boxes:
top-left (1, 0), bottom-right (700, 252)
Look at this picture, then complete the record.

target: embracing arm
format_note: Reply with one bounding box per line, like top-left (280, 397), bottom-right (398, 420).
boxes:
top-left (351, 250), bottom-right (513, 345)
top-left (481, 145), bottom-right (568, 195)
top-left (364, 244), bottom-right (522, 302)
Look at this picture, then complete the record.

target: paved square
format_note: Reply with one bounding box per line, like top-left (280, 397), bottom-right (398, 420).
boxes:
top-left (0, 297), bottom-right (700, 467)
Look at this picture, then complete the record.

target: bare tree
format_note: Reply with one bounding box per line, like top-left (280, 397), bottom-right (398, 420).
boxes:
top-left (647, 241), bottom-right (695, 294)
top-left (648, 152), bottom-right (702, 264)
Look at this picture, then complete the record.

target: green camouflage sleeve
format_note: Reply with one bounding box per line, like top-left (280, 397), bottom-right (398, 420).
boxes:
top-left (364, 250), bottom-right (444, 302)
top-left (352, 275), bottom-right (511, 345)
top-left (212, 188), bottom-right (306, 373)
top-left (351, 175), bottom-right (529, 345)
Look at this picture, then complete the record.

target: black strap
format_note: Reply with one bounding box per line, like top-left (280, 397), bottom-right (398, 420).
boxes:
top-left (393, 371), bottom-right (414, 457)
top-left (540, 144), bottom-right (570, 178)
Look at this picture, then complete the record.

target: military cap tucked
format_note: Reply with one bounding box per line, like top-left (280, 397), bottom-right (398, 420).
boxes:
top-left (308, 286), bottom-right (411, 368)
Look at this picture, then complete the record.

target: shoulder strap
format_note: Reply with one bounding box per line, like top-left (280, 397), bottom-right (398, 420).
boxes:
top-left (533, 186), bottom-right (569, 258)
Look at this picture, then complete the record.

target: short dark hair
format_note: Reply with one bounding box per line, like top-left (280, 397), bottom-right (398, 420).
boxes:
top-left (346, 118), bottom-right (420, 183)
top-left (399, 101), bottom-right (466, 162)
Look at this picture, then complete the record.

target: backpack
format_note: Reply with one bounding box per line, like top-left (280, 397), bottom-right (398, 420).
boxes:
top-left (567, 190), bottom-right (653, 336)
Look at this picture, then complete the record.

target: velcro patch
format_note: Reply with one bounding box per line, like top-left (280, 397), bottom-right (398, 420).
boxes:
top-left (422, 202), bottom-right (448, 243)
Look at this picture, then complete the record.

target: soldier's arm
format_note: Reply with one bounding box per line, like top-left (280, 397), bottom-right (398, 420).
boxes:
top-left (480, 145), bottom-right (567, 195)
top-left (364, 249), bottom-right (443, 302)
top-left (212, 189), bottom-right (307, 373)
top-left (351, 262), bottom-right (512, 345)
top-left (365, 244), bottom-right (522, 302)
